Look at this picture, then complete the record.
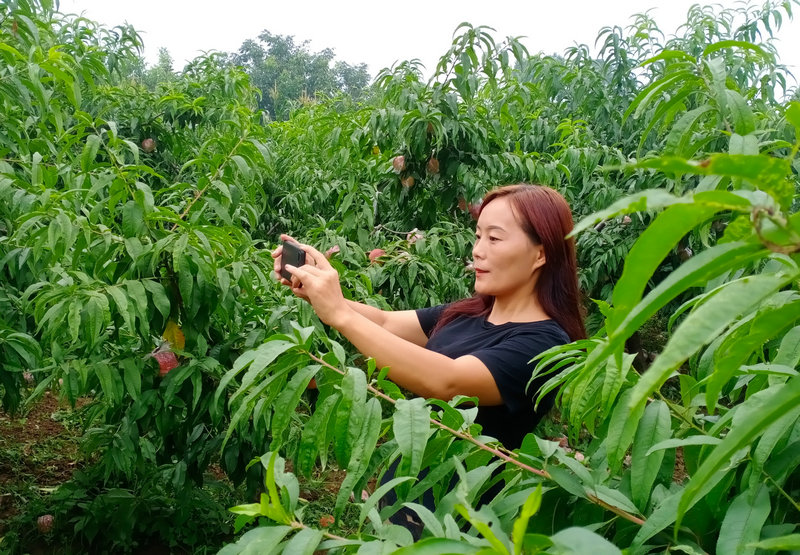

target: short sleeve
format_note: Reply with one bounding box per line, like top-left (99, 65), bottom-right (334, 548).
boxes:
top-left (470, 328), bottom-right (566, 413)
top-left (415, 304), bottom-right (447, 337)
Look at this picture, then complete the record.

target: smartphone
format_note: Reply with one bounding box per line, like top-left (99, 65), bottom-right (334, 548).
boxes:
top-left (280, 240), bottom-right (306, 280)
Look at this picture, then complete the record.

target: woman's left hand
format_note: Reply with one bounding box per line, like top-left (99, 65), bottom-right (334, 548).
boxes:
top-left (282, 241), bottom-right (352, 328)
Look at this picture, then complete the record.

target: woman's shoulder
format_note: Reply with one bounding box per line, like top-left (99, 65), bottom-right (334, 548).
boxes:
top-left (503, 319), bottom-right (571, 344)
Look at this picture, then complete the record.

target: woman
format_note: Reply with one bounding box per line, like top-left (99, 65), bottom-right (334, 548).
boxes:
top-left (272, 184), bottom-right (585, 450)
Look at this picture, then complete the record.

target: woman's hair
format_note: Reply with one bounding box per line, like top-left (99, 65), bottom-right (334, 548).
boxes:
top-left (432, 184), bottom-right (586, 341)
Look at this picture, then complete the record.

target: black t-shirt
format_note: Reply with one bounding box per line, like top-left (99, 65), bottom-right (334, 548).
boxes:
top-left (416, 304), bottom-right (570, 450)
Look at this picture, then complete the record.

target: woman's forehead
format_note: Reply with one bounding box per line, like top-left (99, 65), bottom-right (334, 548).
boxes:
top-left (477, 197), bottom-right (521, 229)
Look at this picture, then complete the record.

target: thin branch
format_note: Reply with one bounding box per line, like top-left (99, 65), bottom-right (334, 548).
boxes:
top-left (305, 351), bottom-right (647, 527)
top-left (170, 136), bottom-right (246, 231)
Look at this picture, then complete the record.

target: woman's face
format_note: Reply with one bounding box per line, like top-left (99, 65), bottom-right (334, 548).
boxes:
top-left (472, 196), bottom-right (546, 298)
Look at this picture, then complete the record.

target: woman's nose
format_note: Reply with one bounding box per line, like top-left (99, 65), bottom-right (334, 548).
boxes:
top-left (472, 239), bottom-right (483, 259)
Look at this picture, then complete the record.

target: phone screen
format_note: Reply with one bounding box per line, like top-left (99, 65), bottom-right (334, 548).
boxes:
top-left (280, 241), bottom-right (306, 280)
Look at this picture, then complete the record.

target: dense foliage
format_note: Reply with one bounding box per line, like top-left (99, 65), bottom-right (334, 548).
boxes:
top-left (0, 0), bottom-right (798, 553)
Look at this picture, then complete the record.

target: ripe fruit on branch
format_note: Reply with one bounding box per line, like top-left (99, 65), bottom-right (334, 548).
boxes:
top-left (426, 156), bottom-right (439, 175)
top-left (458, 197), bottom-right (481, 220)
top-left (141, 138), bottom-right (156, 153)
top-left (37, 514), bottom-right (54, 534)
top-left (406, 229), bottom-right (424, 244)
top-left (401, 176), bottom-right (415, 188)
top-left (368, 248), bottom-right (385, 264)
top-left (468, 201), bottom-right (481, 221)
top-left (154, 349), bottom-right (179, 377)
top-left (392, 155), bottom-right (406, 173)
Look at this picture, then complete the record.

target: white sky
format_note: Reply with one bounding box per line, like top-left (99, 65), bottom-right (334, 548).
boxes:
top-left (62, 0), bottom-right (799, 81)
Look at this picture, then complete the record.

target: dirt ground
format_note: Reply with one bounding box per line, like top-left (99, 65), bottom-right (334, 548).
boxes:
top-left (0, 392), bottom-right (83, 539)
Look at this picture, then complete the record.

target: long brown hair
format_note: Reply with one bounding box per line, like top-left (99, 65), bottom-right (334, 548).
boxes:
top-left (433, 184), bottom-right (586, 341)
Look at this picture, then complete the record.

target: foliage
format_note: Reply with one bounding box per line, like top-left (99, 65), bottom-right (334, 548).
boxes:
top-left (0, 0), bottom-right (799, 552)
top-left (228, 31), bottom-right (370, 120)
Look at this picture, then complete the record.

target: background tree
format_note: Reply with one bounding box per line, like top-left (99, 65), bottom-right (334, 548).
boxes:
top-left (230, 30), bottom-right (370, 119)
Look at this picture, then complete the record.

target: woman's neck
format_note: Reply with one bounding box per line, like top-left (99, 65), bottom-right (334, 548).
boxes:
top-left (487, 289), bottom-right (549, 324)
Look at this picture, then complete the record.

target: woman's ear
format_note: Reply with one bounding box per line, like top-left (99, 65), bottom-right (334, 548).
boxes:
top-left (531, 245), bottom-right (546, 272)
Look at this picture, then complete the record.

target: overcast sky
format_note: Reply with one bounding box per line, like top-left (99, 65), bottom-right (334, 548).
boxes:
top-left (62, 0), bottom-right (799, 81)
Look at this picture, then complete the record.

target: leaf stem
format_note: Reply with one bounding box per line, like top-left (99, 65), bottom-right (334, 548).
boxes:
top-left (305, 351), bottom-right (646, 527)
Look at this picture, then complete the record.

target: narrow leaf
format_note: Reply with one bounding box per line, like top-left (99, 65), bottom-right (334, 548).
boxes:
top-left (716, 485), bottom-right (770, 555)
top-left (631, 400), bottom-right (671, 510)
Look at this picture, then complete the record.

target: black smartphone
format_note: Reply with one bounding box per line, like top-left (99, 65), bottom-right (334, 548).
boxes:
top-left (280, 241), bottom-right (306, 280)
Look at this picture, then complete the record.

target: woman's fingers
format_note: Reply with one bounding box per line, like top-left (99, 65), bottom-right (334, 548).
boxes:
top-left (302, 244), bottom-right (332, 269)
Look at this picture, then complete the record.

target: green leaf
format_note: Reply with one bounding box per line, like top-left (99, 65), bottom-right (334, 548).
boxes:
top-left (716, 485), bottom-right (770, 555)
top-left (725, 90), bottom-right (756, 135)
top-left (334, 367), bottom-right (367, 468)
top-left (631, 490), bottom-right (681, 550)
top-left (95, 363), bottom-right (123, 406)
top-left (579, 240), bottom-right (764, 392)
top-left (216, 525), bottom-right (293, 555)
top-left (646, 435), bottom-right (721, 456)
top-left (549, 527), bottom-right (622, 555)
top-left (638, 50), bottom-right (695, 67)
top-left (774, 325), bottom-right (800, 368)
top-left (124, 279), bottom-right (150, 337)
top-left (142, 279), bottom-right (172, 320)
top-left (281, 528), bottom-right (324, 555)
top-left (359, 476), bottom-right (416, 527)
top-left (121, 359), bottom-right (141, 400)
top-left (334, 397), bottom-right (382, 521)
top-left (218, 340), bottom-right (295, 408)
top-left (296, 394), bottom-right (338, 476)
top-left (122, 200), bottom-right (145, 238)
top-left (785, 102), bottom-right (800, 134)
top-left (512, 485), bottom-right (542, 555)
top-left (545, 466), bottom-right (586, 500)
top-left (270, 364), bottom-right (319, 450)
top-left (604, 388), bottom-right (646, 470)
top-left (629, 270), bottom-right (797, 418)
top-left (67, 300), bottom-right (82, 344)
top-left (707, 297), bottom-right (800, 412)
top-left (571, 190), bottom-right (686, 236)
top-left (611, 202), bottom-right (720, 328)
top-left (393, 538), bottom-right (482, 554)
top-left (748, 534), bottom-right (800, 551)
top-left (631, 400), bottom-right (671, 510)
top-left (665, 105), bottom-right (714, 156)
top-left (454, 504), bottom-right (511, 554)
top-left (106, 285), bottom-right (133, 332)
top-left (702, 40), bottom-right (769, 59)
top-left (588, 485), bottom-right (640, 515)
top-left (81, 134), bottom-right (101, 172)
top-left (393, 397), bottom-right (431, 481)
top-left (677, 377), bottom-right (800, 531)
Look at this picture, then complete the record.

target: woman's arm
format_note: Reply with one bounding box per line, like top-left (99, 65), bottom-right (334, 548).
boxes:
top-left (344, 300), bottom-right (428, 346)
top-left (334, 308), bottom-right (503, 404)
top-left (282, 243), bottom-right (503, 405)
